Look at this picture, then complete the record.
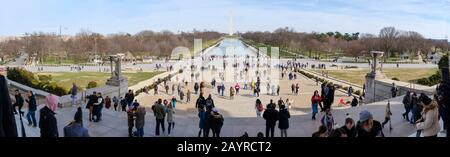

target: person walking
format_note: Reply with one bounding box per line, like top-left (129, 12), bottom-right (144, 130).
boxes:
top-left (347, 86), bottom-right (353, 97)
top-left (85, 92), bottom-right (97, 121)
top-left (194, 82), bottom-right (199, 94)
top-left (203, 106), bottom-right (213, 137)
top-left (391, 83), bottom-right (398, 98)
top-left (179, 90), bottom-right (185, 102)
top-left (171, 96), bottom-right (177, 108)
top-left (187, 90), bottom-right (191, 103)
top-left (235, 83), bottom-right (240, 94)
top-left (255, 99), bottom-right (264, 117)
top-left (92, 93), bottom-right (104, 122)
top-left (39, 94), bottom-right (59, 137)
top-left (351, 96), bottom-right (358, 107)
top-left (26, 91), bottom-right (37, 127)
top-left (291, 84), bottom-right (295, 94)
top-left (64, 107), bottom-right (89, 137)
top-left (277, 85), bottom-right (280, 96)
top-left (263, 104), bottom-right (279, 137)
top-left (13, 90), bottom-right (24, 116)
top-left (220, 82), bottom-right (225, 96)
top-left (120, 97), bottom-right (127, 112)
top-left (416, 94), bottom-right (441, 137)
top-left (166, 104), bottom-right (176, 136)
top-left (152, 99), bottom-right (166, 136)
top-left (211, 108), bottom-right (224, 137)
top-left (381, 101), bottom-right (393, 131)
top-left (320, 84), bottom-right (328, 112)
top-left (70, 83), bottom-right (78, 106)
top-left (104, 96), bottom-right (111, 109)
top-left (125, 90), bottom-right (134, 106)
top-left (198, 107), bottom-right (206, 137)
top-left (230, 86), bottom-right (235, 99)
top-left (295, 83), bottom-right (299, 95)
top-left (112, 96), bottom-right (119, 111)
top-left (278, 105), bottom-right (290, 137)
top-left (127, 107), bottom-right (135, 137)
top-left (217, 83), bottom-right (222, 95)
top-left (195, 93), bottom-right (206, 109)
top-left (134, 106), bottom-right (146, 137)
top-left (411, 93), bottom-right (421, 124)
top-left (402, 91), bottom-right (412, 121)
top-left (311, 90), bottom-right (321, 120)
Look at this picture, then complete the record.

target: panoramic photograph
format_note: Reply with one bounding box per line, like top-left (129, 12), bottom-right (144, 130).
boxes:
top-left (0, 0), bottom-right (449, 154)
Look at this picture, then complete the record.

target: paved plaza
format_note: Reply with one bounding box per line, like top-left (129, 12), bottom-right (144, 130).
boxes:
top-left (11, 38), bottom-right (443, 137)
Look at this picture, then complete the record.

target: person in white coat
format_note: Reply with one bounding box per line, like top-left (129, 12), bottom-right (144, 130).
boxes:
top-left (416, 94), bottom-right (440, 137)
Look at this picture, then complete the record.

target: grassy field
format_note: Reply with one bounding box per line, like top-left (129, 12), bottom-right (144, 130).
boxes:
top-left (312, 68), bottom-right (438, 86)
top-left (241, 39), bottom-right (297, 58)
top-left (36, 71), bottom-right (164, 91)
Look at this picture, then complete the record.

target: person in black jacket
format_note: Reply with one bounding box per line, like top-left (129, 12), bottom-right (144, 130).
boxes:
top-left (26, 91), bottom-right (37, 127)
top-left (402, 91), bottom-right (412, 121)
top-left (0, 74), bottom-right (18, 137)
top-left (263, 103), bottom-right (279, 137)
top-left (340, 117), bottom-right (357, 137)
top-left (39, 105), bottom-right (58, 137)
top-left (203, 106), bottom-right (213, 137)
top-left (210, 108), bottom-right (224, 137)
top-left (278, 105), bottom-right (290, 137)
top-left (350, 96), bottom-right (358, 108)
top-left (13, 90), bottom-right (24, 116)
top-left (195, 93), bottom-right (206, 109)
top-left (85, 92), bottom-right (97, 121)
top-left (325, 84), bottom-right (335, 111)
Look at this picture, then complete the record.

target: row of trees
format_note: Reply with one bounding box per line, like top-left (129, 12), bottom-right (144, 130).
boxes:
top-left (0, 30), bottom-right (222, 62)
top-left (242, 27), bottom-right (450, 61)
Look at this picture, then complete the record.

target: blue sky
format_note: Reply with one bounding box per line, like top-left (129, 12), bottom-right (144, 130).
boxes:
top-left (0, 0), bottom-right (449, 39)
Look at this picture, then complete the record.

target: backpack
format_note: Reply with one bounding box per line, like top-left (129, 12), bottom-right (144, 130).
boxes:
top-left (257, 103), bottom-right (264, 112)
top-left (206, 99), bottom-right (213, 107)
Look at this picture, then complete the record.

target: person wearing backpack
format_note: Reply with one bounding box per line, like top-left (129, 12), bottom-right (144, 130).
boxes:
top-left (206, 94), bottom-right (215, 108)
top-left (255, 99), bottom-right (264, 117)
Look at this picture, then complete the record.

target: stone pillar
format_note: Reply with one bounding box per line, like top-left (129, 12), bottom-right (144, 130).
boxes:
top-left (110, 56), bottom-right (114, 78)
top-left (106, 54), bottom-right (127, 87)
top-left (365, 51), bottom-right (386, 103)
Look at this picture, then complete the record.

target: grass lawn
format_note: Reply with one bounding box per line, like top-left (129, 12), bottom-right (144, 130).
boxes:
top-left (36, 71), bottom-right (164, 91)
top-left (312, 68), bottom-right (438, 86)
top-left (242, 39), bottom-right (297, 58)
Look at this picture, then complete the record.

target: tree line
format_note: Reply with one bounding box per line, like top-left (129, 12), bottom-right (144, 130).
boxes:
top-left (242, 27), bottom-right (450, 61)
top-left (0, 30), bottom-right (222, 62)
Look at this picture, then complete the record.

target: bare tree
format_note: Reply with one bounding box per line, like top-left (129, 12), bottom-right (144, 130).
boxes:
top-left (379, 27), bottom-right (399, 61)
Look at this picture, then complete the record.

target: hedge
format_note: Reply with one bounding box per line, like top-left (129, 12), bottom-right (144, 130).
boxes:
top-left (416, 54), bottom-right (448, 86)
top-left (7, 67), bottom-right (68, 96)
top-left (87, 81), bottom-right (98, 89)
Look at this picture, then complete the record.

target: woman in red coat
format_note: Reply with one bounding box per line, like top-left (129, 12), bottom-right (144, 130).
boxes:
top-left (311, 90), bottom-right (321, 120)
